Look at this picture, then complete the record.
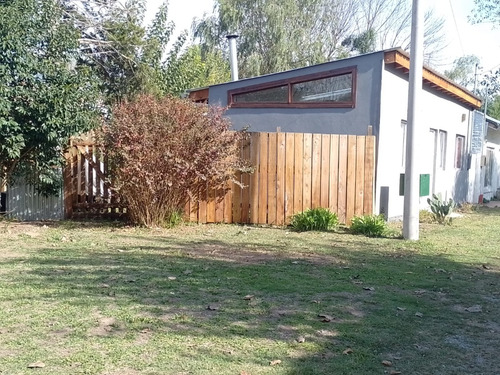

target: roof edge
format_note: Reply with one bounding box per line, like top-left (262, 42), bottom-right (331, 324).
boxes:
top-left (384, 49), bottom-right (482, 110)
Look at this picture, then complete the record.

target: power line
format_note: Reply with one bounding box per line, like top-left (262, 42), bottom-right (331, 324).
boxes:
top-left (448, 0), bottom-right (465, 56)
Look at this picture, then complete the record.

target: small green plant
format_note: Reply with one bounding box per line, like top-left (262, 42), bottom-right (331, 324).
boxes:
top-left (163, 210), bottom-right (184, 228)
top-left (350, 214), bottom-right (387, 237)
top-left (290, 208), bottom-right (339, 232)
top-left (427, 193), bottom-right (455, 224)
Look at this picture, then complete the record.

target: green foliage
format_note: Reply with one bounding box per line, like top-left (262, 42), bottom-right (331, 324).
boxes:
top-left (444, 55), bottom-right (481, 91)
top-left (290, 208), bottom-right (339, 232)
top-left (427, 193), bottom-right (456, 225)
top-left (0, 0), bottom-right (100, 192)
top-left (470, 0), bottom-right (500, 25)
top-left (99, 95), bottom-right (246, 227)
top-left (349, 214), bottom-right (388, 237)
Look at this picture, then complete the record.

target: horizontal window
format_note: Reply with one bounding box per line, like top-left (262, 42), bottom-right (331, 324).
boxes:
top-left (228, 67), bottom-right (356, 108)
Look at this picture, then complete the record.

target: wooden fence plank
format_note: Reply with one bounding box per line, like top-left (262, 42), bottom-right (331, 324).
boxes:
top-left (346, 135), bottom-right (357, 224)
top-left (311, 134), bottom-right (322, 208)
top-left (364, 136), bottom-right (375, 215)
top-left (258, 133), bottom-right (269, 224)
top-left (276, 132), bottom-right (286, 226)
top-left (267, 133), bottom-right (278, 225)
top-left (320, 134), bottom-right (330, 208)
top-left (302, 133), bottom-right (312, 211)
top-left (249, 133), bottom-right (260, 223)
top-left (206, 186), bottom-right (216, 223)
top-left (337, 135), bottom-right (348, 223)
top-left (223, 182), bottom-right (232, 223)
top-left (329, 135), bottom-right (339, 214)
top-left (293, 133), bottom-right (304, 215)
top-left (355, 136), bottom-right (366, 217)
top-left (198, 188), bottom-right (207, 224)
top-left (241, 137), bottom-right (251, 223)
top-left (215, 187), bottom-right (224, 222)
top-left (284, 133), bottom-right (295, 223)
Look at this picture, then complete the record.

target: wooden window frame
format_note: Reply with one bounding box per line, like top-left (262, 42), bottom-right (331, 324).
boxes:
top-left (227, 66), bottom-right (357, 109)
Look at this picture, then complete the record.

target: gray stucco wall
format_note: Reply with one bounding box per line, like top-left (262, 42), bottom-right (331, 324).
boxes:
top-left (208, 51), bottom-right (384, 136)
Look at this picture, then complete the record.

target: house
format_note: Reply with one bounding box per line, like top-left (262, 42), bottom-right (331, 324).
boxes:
top-left (189, 48), bottom-right (483, 220)
top-left (479, 115), bottom-right (500, 201)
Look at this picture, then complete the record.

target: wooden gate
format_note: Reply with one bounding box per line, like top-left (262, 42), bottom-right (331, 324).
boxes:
top-left (63, 137), bottom-right (125, 218)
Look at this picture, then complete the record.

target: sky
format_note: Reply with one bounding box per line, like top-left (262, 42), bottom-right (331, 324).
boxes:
top-left (145, 0), bottom-right (500, 76)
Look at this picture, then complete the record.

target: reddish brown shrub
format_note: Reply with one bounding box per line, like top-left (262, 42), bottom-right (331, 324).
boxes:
top-left (99, 95), bottom-right (245, 227)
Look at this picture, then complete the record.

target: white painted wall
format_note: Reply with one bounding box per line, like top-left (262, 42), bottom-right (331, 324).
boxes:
top-left (377, 66), bottom-right (473, 220)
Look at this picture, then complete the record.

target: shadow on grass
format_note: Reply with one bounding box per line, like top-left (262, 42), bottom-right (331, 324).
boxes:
top-left (2, 225), bottom-right (500, 374)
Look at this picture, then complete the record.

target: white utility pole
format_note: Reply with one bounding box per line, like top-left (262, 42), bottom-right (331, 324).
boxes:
top-left (403, 0), bottom-right (424, 240)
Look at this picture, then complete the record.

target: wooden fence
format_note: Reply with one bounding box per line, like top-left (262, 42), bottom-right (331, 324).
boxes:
top-left (64, 132), bottom-right (375, 224)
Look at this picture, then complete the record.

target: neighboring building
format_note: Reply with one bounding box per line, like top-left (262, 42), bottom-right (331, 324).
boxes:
top-left (190, 48), bottom-right (482, 220)
top-left (480, 115), bottom-right (500, 201)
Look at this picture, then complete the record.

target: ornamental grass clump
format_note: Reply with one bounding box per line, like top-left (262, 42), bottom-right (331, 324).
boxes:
top-left (349, 214), bottom-right (388, 237)
top-left (290, 208), bottom-right (339, 232)
top-left (99, 95), bottom-right (246, 227)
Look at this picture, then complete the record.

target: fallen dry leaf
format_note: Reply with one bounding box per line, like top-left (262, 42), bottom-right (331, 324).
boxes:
top-left (318, 314), bottom-right (334, 322)
top-left (397, 307), bottom-right (406, 311)
top-left (414, 290), bottom-right (426, 295)
top-left (167, 276), bottom-right (177, 281)
top-left (482, 264), bottom-right (490, 270)
top-left (363, 286), bottom-right (375, 291)
top-left (240, 371), bottom-right (250, 375)
top-left (27, 361), bottom-right (45, 368)
top-left (243, 295), bottom-right (254, 300)
top-left (465, 305), bottom-right (482, 313)
top-left (296, 336), bottom-right (306, 343)
top-left (415, 312), bottom-right (423, 318)
top-left (206, 304), bottom-right (220, 311)
top-left (269, 359), bottom-right (282, 366)
top-left (382, 360), bottom-right (393, 367)
top-left (390, 371), bottom-right (402, 375)
top-left (183, 270), bottom-right (193, 275)
top-left (342, 348), bottom-right (354, 355)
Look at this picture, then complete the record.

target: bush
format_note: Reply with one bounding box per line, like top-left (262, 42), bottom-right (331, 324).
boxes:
top-left (290, 208), bottom-right (339, 232)
top-left (419, 209), bottom-right (435, 223)
top-left (99, 95), bottom-right (246, 227)
top-left (427, 193), bottom-right (455, 225)
top-left (350, 214), bottom-right (387, 237)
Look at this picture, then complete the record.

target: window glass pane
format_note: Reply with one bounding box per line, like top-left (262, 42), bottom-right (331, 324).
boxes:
top-left (233, 85), bottom-right (288, 103)
top-left (455, 135), bottom-right (465, 169)
top-left (292, 73), bottom-right (352, 103)
top-left (439, 130), bottom-right (447, 170)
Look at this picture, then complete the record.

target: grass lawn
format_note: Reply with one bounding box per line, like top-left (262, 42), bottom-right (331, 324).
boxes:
top-left (0, 208), bottom-right (499, 375)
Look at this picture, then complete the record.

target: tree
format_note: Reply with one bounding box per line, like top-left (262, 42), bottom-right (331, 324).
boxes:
top-left (444, 55), bottom-right (481, 91)
top-left (0, 0), bottom-right (100, 193)
top-left (470, 0), bottom-right (500, 25)
top-left (194, 0), bottom-right (447, 78)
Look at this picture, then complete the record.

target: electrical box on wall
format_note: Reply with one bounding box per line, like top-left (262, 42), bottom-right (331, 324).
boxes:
top-left (399, 173), bottom-right (430, 197)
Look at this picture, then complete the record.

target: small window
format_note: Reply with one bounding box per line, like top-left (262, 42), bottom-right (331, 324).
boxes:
top-left (484, 148), bottom-right (494, 187)
top-left (401, 120), bottom-right (407, 167)
top-left (228, 67), bottom-right (356, 108)
top-left (292, 74), bottom-right (353, 103)
top-left (439, 130), bottom-right (447, 170)
top-left (233, 85), bottom-right (288, 103)
top-left (455, 135), bottom-right (465, 169)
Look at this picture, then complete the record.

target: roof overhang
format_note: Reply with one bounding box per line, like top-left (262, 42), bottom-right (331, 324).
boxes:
top-left (384, 49), bottom-right (482, 110)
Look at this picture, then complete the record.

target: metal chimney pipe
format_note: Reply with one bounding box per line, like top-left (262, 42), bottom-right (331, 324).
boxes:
top-left (226, 34), bottom-right (239, 81)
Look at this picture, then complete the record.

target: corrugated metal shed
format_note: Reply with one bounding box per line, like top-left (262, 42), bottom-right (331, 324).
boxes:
top-left (6, 180), bottom-right (64, 221)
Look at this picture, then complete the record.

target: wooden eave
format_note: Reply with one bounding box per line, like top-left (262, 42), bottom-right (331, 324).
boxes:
top-left (188, 87), bottom-right (209, 103)
top-left (384, 50), bottom-right (482, 109)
